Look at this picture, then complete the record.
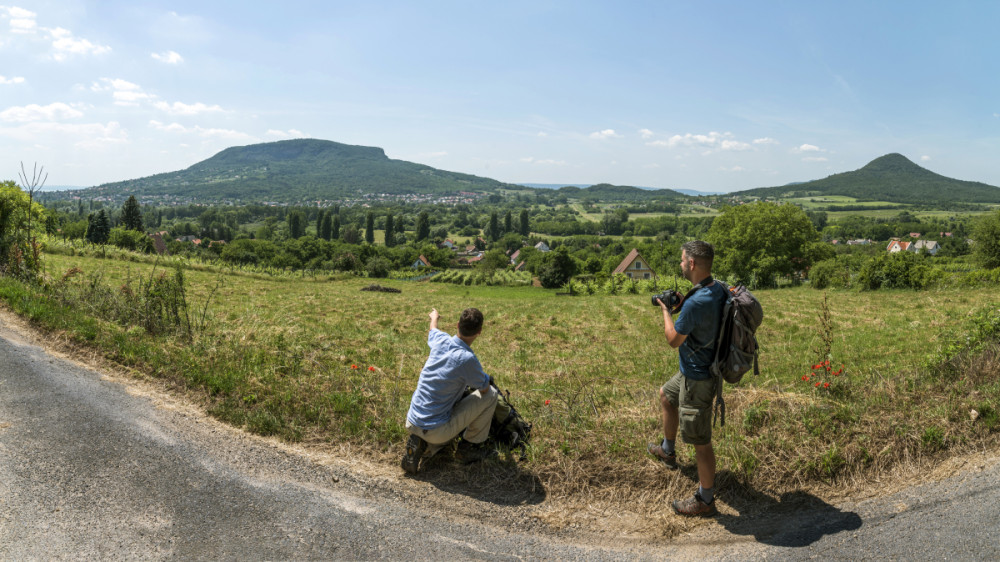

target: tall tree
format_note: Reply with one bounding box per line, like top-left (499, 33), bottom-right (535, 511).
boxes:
top-left (288, 210), bottom-right (306, 239)
top-left (416, 211), bottom-right (430, 241)
top-left (315, 209), bottom-right (326, 236)
top-left (504, 211), bottom-right (513, 236)
top-left (972, 209), bottom-right (1000, 269)
top-left (332, 215), bottom-right (341, 240)
top-left (86, 210), bottom-right (111, 244)
top-left (707, 201), bottom-right (820, 288)
top-left (120, 195), bottom-right (144, 232)
top-left (365, 211), bottom-right (375, 244)
top-left (320, 213), bottom-right (333, 241)
top-left (488, 211), bottom-right (499, 242)
top-left (384, 213), bottom-right (395, 247)
top-left (519, 209), bottom-right (530, 236)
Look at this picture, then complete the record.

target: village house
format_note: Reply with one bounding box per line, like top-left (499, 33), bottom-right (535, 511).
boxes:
top-left (534, 241), bottom-right (550, 252)
top-left (613, 248), bottom-right (656, 280)
top-left (912, 240), bottom-right (940, 255)
top-left (886, 240), bottom-right (911, 253)
top-left (411, 255), bottom-right (431, 269)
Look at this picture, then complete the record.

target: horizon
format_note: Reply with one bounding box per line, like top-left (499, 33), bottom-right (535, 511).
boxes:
top-left (3, 2), bottom-right (999, 193)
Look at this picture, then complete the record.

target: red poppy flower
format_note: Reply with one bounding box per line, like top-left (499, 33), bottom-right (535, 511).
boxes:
top-left (812, 364), bottom-right (822, 369)
top-left (544, 400), bottom-right (550, 406)
top-left (815, 382), bottom-right (821, 387)
top-left (368, 366), bottom-right (375, 371)
top-left (823, 360), bottom-right (831, 366)
top-left (833, 368), bottom-right (843, 375)
top-left (351, 364), bottom-right (358, 369)
top-left (823, 382), bottom-right (830, 388)
top-left (802, 375), bottom-right (809, 381)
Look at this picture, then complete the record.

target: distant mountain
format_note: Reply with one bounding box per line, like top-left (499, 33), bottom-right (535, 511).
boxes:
top-left (674, 188), bottom-right (725, 197)
top-left (556, 183), bottom-right (686, 201)
top-left (79, 139), bottom-right (523, 203)
top-left (516, 183), bottom-right (592, 190)
top-left (736, 153), bottom-right (1000, 204)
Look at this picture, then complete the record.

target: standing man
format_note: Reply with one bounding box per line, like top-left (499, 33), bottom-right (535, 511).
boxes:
top-left (648, 240), bottom-right (727, 517)
top-left (402, 307), bottom-right (498, 474)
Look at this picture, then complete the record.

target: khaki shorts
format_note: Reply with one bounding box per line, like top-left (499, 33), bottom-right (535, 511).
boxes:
top-left (661, 371), bottom-right (716, 446)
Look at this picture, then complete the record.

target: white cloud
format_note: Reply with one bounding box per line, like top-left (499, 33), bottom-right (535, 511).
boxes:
top-left (93, 78), bottom-right (155, 106)
top-left (151, 50), bottom-right (184, 64)
top-left (720, 139), bottom-right (751, 151)
top-left (153, 101), bottom-right (224, 115)
top-left (265, 129), bottom-right (306, 139)
top-left (654, 131), bottom-right (750, 151)
top-left (589, 129), bottom-right (622, 140)
top-left (0, 75), bottom-right (25, 85)
top-left (802, 156), bottom-right (828, 162)
top-left (149, 120), bottom-right (255, 142)
top-left (0, 102), bottom-right (84, 122)
top-left (537, 131), bottom-right (547, 137)
top-left (638, 128), bottom-right (654, 139)
top-left (921, 155), bottom-right (931, 162)
top-left (48, 27), bottom-right (111, 61)
top-left (4, 6), bottom-right (38, 34)
top-left (521, 156), bottom-right (566, 165)
top-left (0, 120), bottom-right (127, 146)
top-left (753, 137), bottom-right (778, 145)
top-left (795, 143), bottom-right (822, 152)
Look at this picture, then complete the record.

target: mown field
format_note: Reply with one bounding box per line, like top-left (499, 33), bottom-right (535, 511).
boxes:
top-left (3, 250), bottom-right (997, 534)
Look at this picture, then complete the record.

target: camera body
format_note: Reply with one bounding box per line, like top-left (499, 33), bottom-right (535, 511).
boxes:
top-left (652, 289), bottom-right (682, 309)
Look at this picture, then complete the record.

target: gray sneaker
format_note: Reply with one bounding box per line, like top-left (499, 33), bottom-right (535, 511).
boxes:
top-left (401, 434), bottom-right (428, 474)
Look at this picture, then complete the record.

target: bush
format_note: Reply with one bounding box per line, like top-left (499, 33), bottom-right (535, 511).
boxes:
top-left (365, 256), bottom-right (391, 278)
top-left (810, 258), bottom-right (852, 289)
top-left (858, 252), bottom-right (935, 290)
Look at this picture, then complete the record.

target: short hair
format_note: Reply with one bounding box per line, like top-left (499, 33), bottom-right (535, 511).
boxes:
top-left (458, 308), bottom-right (484, 337)
top-left (681, 240), bottom-right (714, 269)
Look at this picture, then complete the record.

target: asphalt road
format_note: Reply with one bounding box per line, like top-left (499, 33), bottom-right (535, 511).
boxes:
top-left (1, 318), bottom-right (998, 560)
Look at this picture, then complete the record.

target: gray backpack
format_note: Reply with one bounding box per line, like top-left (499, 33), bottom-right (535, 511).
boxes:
top-left (710, 282), bottom-right (763, 426)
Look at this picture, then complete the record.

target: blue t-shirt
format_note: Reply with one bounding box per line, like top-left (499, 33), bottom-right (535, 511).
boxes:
top-left (674, 283), bottom-right (727, 380)
top-left (406, 329), bottom-right (490, 430)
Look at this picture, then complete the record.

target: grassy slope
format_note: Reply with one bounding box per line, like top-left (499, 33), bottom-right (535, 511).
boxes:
top-left (8, 252), bottom-right (998, 530)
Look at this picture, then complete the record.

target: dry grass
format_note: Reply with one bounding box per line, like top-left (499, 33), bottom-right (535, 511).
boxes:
top-left (5, 252), bottom-right (996, 537)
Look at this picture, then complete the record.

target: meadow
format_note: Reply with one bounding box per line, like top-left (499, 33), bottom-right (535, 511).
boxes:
top-left (2, 250), bottom-right (997, 534)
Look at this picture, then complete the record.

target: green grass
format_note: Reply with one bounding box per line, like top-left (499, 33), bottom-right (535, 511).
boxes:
top-left (7, 251), bottom-right (999, 520)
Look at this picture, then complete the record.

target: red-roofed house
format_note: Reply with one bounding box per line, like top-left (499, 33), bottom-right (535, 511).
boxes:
top-left (412, 254), bottom-right (431, 268)
top-left (887, 240), bottom-right (911, 253)
top-left (613, 248), bottom-right (656, 280)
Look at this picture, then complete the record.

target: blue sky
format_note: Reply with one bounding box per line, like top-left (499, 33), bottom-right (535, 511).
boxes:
top-left (2, 1), bottom-right (998, 192)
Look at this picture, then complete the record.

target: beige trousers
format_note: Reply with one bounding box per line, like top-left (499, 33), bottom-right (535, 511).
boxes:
top-left (406, 386), bottom-right (498, 451)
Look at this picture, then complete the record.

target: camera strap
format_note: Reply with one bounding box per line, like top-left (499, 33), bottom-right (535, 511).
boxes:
top-left (683, 275), bottom-right (713, 301)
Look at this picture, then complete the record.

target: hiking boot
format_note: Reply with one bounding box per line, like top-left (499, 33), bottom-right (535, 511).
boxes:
top-left (672, 492), bottom-right (718, 517)
top-left (647, 442), bottom-right (678, 469)
top-left (456, 440), bottom-right (498, 464)
top-left (401, 434), bottom-right (428, 474)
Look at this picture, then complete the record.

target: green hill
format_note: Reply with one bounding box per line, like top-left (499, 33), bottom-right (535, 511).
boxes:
top-left (560, 183), bottom-right (686, 201)
top-left (81, 138), bottom-right (521, 203)
top-left (737, 153), bottom-right (1000, 204)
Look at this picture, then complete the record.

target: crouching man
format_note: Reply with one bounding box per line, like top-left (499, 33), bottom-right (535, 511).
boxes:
top-left (402, 307), bottom-right (498, 474)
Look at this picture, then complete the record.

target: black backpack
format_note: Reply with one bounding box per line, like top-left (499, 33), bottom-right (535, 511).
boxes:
top-left (709, 281), bottom-right (763, 427)
top-left (487, 376), bottom-right (532, 459)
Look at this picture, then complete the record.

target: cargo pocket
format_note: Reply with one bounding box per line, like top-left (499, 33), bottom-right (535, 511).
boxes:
top-left (679, 406), bottom-right (712, 445)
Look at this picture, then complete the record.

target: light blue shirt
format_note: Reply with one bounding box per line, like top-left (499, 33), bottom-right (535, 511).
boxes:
top-left (406, 329), bottom-right (490, 430)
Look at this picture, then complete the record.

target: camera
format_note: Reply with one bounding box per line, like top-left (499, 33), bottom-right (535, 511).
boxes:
top-left (652, 289), bottom-right (682, 309)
